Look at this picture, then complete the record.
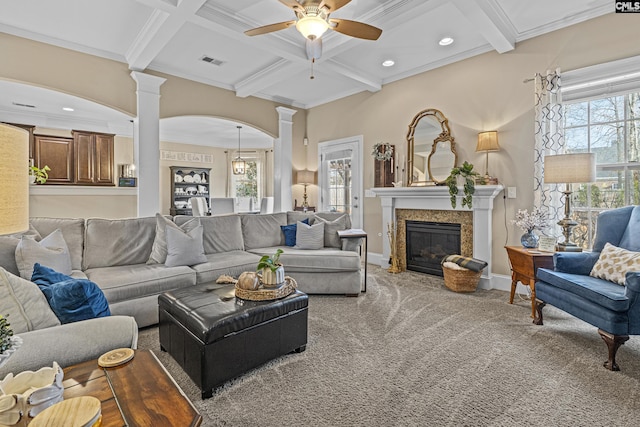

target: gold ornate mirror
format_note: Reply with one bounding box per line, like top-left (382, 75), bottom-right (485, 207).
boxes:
top-left (407, 109), bottom-right (458, 186)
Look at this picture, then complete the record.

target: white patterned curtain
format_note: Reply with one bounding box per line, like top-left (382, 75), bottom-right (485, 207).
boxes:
top-left (533, 69), bottom-right (565, 237)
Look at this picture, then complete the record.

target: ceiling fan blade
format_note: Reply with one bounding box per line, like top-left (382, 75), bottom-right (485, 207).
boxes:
top-left (329, 19), bottom-right (382, 40)
top-left (319, 0), bottom-right (351, 13)
top-left (244, 21), bottom-right (296, 36)
top-left (278, 0), bottom-right (304, 11)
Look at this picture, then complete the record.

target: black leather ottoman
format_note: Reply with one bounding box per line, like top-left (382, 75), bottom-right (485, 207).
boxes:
top-left (158, 283), bottom-right (308, 399)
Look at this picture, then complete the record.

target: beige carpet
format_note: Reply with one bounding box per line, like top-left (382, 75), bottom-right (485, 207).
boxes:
top-left (137, 265), bottom-right (640, 426)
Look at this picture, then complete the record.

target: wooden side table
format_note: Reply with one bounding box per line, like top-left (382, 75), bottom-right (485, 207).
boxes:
top-left (505, 246), bottom-right (555, 318)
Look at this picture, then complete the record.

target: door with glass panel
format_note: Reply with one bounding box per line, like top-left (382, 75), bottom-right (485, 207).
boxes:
top-left (318, 136), bottom-right (363, 228)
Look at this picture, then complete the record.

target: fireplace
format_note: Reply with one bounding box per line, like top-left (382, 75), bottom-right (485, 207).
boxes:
top-left (406, 220), bottom-right (461, 276)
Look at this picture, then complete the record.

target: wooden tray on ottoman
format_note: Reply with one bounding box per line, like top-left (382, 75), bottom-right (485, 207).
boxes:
top-left (235, 277), bottom-right (297, 301)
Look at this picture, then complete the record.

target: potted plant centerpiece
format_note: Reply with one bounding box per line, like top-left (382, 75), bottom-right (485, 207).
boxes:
top-left (29, 164), bottom-right (51, 184)
top-left (257, 249), bottom-right (285, 286)
top-left (446, 161), bottom-right (480, 209)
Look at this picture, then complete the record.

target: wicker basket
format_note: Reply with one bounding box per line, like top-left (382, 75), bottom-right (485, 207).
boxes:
top-left (442, 264), bottom-right (482, 293)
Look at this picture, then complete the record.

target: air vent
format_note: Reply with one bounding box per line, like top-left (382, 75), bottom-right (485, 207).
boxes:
top-left (201, 56), bottom-right (224, 66)
top-left (12, 102), bottom-right (36, 108)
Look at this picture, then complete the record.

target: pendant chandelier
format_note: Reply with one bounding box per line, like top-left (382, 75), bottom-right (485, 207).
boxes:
top-left (232, 125), bottom-right (246, 175)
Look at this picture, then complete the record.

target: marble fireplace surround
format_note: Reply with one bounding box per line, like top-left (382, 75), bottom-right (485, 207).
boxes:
top-left (372, 185), bottom-right (504, 289)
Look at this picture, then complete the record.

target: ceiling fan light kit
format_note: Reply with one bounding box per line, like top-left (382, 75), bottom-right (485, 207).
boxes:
top-left (296, 15), bottom-right (329, 40)
top-left (244, 0), bottom-right (382, 43)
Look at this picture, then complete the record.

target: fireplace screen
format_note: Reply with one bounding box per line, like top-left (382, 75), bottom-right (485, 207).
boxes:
top-left (406, 220), bottom-right (461, 276)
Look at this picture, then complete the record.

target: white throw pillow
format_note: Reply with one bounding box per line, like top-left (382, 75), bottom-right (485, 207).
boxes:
top-left (0, 267), bottom-right (61, 334)
top-left (295, 221), bottom-right (325, 250)
top-left (312, 214), bottom-right (349, 248)
top-left (0, 224), bottom-right (42, 276)
top-left (164, 224), bottom-right (207, 267)
top-left (15, 229), bottom-right (72, 279)
top-left (590, 242), bottom-right (640, 285)
top-left (147, 214), bottom-right (201, 264)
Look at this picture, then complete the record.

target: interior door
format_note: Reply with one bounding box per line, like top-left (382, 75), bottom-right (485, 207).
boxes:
top-left (318, 136), bottom-right (363, 228)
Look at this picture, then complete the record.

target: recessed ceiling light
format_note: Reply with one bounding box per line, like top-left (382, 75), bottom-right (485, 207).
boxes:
top-left (62, 107), bottom-right (74, 112)
top-left (439, 37), bottom-right (454, 46)
top-left (382, 59), bottom-right (395, 67)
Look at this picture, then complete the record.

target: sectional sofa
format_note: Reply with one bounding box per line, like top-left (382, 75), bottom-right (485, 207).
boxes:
top-left (0, 211), bottom-right (361, 376)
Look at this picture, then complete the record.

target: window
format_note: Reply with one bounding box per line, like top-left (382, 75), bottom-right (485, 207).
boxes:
top-left (230, 154), bottom-right (262, 211)
top-left (563, 92), bottom-right (640, 248)
top-left (327, 157), bottom-right (352, 213)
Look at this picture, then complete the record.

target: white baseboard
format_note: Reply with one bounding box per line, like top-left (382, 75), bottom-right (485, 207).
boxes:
top-left (366, 251), bottom-right (530, 296)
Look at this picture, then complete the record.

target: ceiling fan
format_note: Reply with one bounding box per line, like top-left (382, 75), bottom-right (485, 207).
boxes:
top-left (245, 0), bottom-right (383, 42)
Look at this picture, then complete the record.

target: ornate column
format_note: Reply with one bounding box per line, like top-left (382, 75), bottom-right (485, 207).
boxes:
top-left (274, 106), bottom-right (297, 212)
top-left (130, 71), bottom-right (166, 217)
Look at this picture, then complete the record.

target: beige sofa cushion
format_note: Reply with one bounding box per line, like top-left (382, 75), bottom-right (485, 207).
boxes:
top-left (241, 213), bottom-right (287, 250)
top-left (0, 267), bottom-right (60, 334)
top-left (84, 217), bottom-right (157, 269)
top-left (84, 264), bottom-right (196, 304)
top-left (174, 214), bottom-right (244, 254)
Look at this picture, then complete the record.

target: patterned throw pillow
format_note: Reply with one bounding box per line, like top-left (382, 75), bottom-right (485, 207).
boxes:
top-left (590, 243), bottom-right (640, 285)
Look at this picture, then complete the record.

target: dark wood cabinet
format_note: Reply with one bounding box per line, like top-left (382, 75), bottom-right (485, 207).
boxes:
top-left (34, 135), bottom-right (74, 184)
top-left (72, 131), bottom-right (114, 185)
top-left (33, 130), bottom-right (115, 186)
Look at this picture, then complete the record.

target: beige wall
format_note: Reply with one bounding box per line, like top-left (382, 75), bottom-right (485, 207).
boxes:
top-left (5, 13), bottom-right (640, 274)
top-left (1, 31), bottom-right (306, 215)
top-left (305, 13), bottom-right (640, 275)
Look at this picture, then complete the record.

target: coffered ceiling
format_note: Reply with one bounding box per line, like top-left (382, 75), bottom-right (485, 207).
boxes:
top-left (1, 0), bottom-right (612, 110)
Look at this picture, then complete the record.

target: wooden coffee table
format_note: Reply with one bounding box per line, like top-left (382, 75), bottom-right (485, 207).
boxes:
top-left (62, 349), bottom-right (202, 427)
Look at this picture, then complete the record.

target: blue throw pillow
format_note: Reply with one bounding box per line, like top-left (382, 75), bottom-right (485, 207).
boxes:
top-left (281, 218), bottom-right (309, 246)
top-left (31, 263), bottom-right (111, 324)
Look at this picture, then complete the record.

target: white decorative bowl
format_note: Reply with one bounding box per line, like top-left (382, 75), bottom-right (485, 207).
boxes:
top-left (0, 361), bottom-right (65, 426)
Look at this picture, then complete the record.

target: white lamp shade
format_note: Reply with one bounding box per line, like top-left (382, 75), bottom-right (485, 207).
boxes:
top-left (544, 153), bottom-right (596, 183)
top-left (476, 131), bottom-right (500, 152)
top-left (296, 16), bottom-right (329, 40)
top-left (0, 124), bottom-right (29, 235)
top-left (296, 170), bottom-right (315, 185)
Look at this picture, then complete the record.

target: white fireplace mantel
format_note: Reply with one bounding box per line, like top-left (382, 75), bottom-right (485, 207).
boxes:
top-left (371, 185), bottom-right (504, 288)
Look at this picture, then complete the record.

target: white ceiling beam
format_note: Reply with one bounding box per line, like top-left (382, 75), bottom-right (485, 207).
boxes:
top-left (197, 0), bottom-right (427, 98)
top-left (127, 0), bottom-right (208, 71)
top-left (234, 60), bottom-right (307, 98)
top-left (451, 0), bottom-right (515, 53)
top-left (322, 60), bottom-right (381, 92)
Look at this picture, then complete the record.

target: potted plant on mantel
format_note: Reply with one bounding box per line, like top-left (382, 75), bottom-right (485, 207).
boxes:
top-left (446, 161), bottom-right (480, 209)
top-left (257, 249), bottom-right (285, 287)
top-left (29, 164), bottom-right (50, 184)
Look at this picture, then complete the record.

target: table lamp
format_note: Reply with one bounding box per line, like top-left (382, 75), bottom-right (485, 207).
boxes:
top-left (0, 124), bottom-right (29, 236)
top-left (543, 153), bottom-right (596, 251)
top-left (476, 131), bottom-right (500, 183)
top-left (296, 170), bottom-right (315, 211)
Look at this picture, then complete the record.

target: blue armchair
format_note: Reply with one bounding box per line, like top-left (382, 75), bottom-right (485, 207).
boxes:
top-left (534, 205), bottom-right (640, 371)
